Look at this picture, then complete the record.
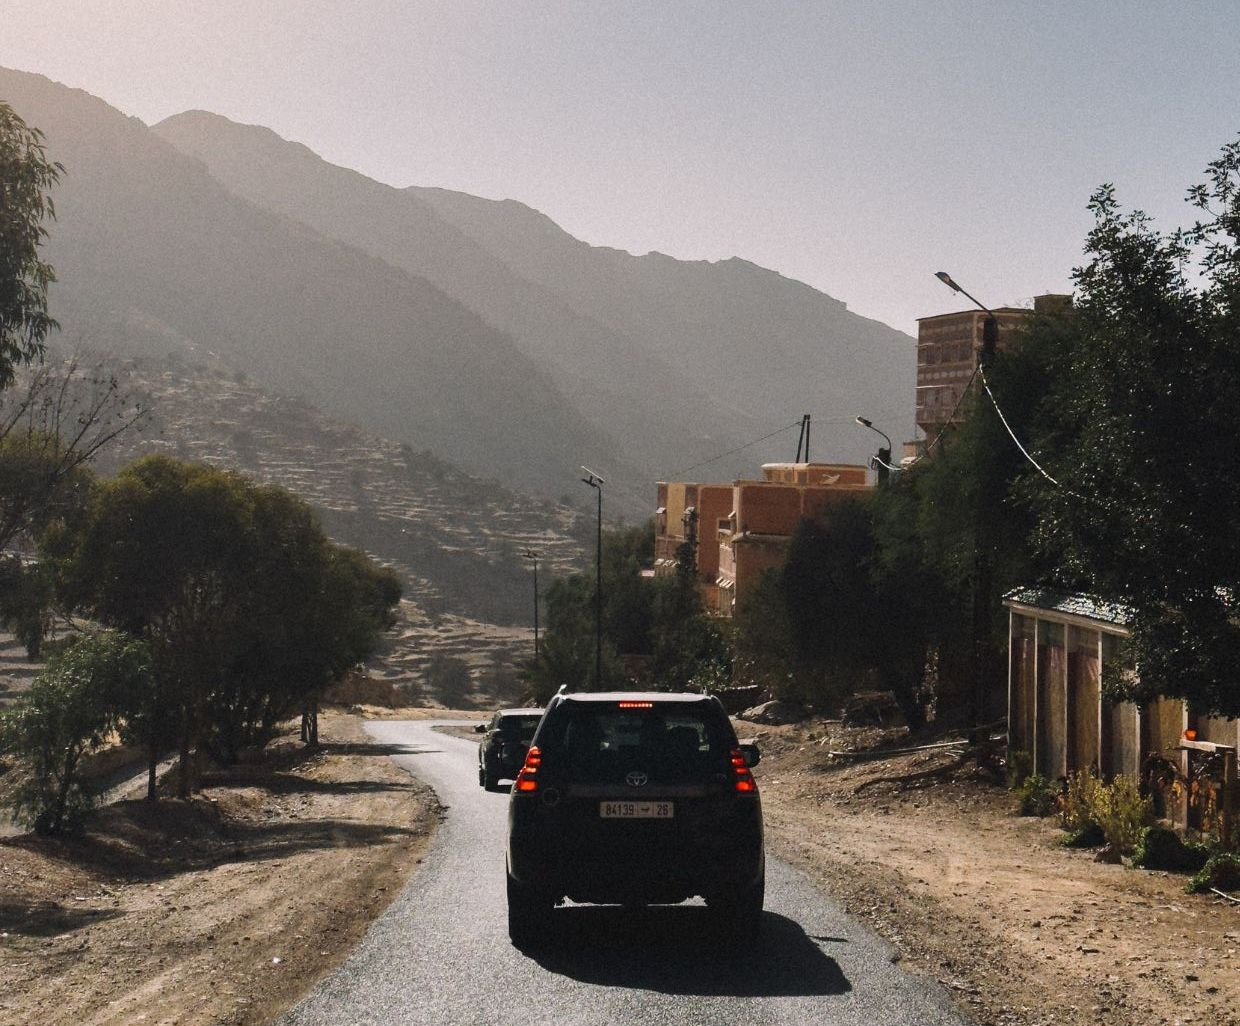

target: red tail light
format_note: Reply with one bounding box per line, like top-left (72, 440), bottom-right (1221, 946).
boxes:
top-left (730, 747), bottom-right (757, 794)
top-left (618, 701), bottom-right (654, 708)
top-left (514, 745), bottom-right (541, 794)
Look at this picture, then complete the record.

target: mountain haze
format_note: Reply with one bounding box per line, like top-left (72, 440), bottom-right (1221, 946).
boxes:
top-left (0, 68), bottom-right (638, 504)
top-left (153, 110), bottom-right (916, 483)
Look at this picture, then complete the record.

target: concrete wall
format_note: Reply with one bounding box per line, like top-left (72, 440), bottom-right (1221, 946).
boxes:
top-left (760, 463), bottom-right (869, 487)
top-left (696, 485), bottom-right (732, 582)
top-left (1010, 614), bottom-right (1036, 757)
top-left (735, 483), bottom-right (803, 535)
top-left (1103, 701), bottom-right (1141, 779)
top-left (733, 535), bottom-right (789, 602)
top-left (1067, 626), bottom-right (1101, 775)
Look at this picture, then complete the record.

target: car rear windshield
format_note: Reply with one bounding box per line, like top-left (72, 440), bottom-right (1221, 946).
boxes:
top-left (499, 715), bottom-right (542, 741)
top-left (541, 701), bottom-right (734, 782)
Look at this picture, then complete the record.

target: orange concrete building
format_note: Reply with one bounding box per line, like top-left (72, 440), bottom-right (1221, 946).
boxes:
top-left (655, 462), bottom-right (873, 617)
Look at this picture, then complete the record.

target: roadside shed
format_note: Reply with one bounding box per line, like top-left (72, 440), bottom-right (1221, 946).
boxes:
top-left (1004, 587), bottom-right (1240, 837)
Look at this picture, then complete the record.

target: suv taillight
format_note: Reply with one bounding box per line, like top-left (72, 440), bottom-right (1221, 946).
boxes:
top-left (730, 747), bottom-right (757, 793)
top-left (514, 745), bottom-right (542, 793)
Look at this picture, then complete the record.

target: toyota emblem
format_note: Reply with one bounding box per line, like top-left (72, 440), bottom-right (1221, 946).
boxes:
top-left (625, 770), bottom-right (648, 787)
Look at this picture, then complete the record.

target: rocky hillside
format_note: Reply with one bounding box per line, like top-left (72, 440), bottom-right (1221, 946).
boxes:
top-left (98, 354), bottom-right (588, 698)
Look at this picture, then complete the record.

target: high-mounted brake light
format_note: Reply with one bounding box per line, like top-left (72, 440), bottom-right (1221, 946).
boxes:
top-left (730, 747), bottom-right (757, 794)
top-left (618, 701), bottom-right (654, 709)
top-left (514, 745), bottom-right (541, 794)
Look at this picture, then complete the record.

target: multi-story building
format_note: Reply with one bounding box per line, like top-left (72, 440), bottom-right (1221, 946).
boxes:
top-left (915, 293), bottom-right (1071, 440)
top-left (656, 462), bottom-right (873, 617)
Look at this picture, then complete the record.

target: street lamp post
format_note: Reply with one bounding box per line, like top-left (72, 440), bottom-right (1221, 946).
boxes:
top-left (521, 549), bottom-right (540, 662)
top-left (580, 467), bottom-right (605, 689)
top-left (854, 416), bottom-right (894, 485)
top-left (934, 271), bottom-right (999, 757)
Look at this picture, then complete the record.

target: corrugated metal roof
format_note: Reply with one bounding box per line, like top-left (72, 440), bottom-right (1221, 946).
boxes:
top-left (1003, 587), bottom-right (1133, 626)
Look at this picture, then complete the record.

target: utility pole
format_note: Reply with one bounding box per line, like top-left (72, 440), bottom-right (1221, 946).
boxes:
top-left (580, 467), bottom-right (605, 689)
top-left (522, 549), bottom-right (540, 662)
top-left (935, 271), bottom-right (1000, 758)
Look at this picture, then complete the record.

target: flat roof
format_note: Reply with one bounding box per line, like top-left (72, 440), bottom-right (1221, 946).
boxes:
top-left (916, 306), bottom-right (1032, 323)
top-left (1003, 587), bottom-right (1133, 631)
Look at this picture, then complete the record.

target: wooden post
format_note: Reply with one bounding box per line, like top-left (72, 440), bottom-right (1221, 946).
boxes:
top-left (1224, 749), bottom-right (1236, 853)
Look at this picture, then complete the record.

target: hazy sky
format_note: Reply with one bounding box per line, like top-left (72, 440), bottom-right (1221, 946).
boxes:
top-left (3, 1), bottom-right (1238, 334)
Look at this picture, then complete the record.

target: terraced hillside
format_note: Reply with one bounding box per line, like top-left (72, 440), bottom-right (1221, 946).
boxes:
top-left (95, 354), bottom-right (592, 701)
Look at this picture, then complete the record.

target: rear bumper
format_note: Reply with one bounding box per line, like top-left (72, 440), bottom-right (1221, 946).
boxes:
top-left (507, 798), bottom-right (763, 903)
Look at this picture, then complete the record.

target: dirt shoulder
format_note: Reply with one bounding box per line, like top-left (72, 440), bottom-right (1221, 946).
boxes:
top-left (0, 709), bottom-right (440, 1026)
top-left (750, 719), bottom-right (1239, 1026)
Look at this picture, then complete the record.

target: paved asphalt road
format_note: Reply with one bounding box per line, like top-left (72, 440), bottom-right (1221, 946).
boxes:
top-left (279, 720), bottom-right (970, 1026)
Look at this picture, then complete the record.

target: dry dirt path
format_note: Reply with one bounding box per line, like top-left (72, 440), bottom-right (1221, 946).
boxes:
top-left (0, 713), bottom-right (438, 1026)
top-left (277, 720), bottom-right (970, 1026)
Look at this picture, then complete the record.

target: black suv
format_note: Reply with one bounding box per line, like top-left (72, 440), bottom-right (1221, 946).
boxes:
top-left (505, 691), bottom-right (763, 942)
top-left (476, 708), bottom-right (544, 791)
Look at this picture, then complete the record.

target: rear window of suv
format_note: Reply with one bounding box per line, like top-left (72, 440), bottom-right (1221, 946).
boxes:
top-left (541, 701), bottom-right (733, 783)
top-left (499, 715), bottom-right (542, 741)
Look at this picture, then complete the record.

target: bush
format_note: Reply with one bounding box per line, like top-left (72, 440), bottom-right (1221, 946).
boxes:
top-left (1092, 774), bottom-right (1152, 856)
top-left (1132, 826), bottom-right (1210, 873)
top-left (1060, 770), bottom-right (1103, 834)
top-left (0, 631), bottom-right (150, 834)
top-left (1006, 748), bottom-right (1033, 789)
top-left (1188, 852), bottom-right (1240, 895)
top-left (1060, 822), bottom-right (1107, 848)
top-left (1016, 773), bottom-right (1058, 817)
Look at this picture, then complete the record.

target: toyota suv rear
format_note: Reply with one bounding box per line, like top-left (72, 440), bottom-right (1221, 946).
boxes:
top-left (505, 691), bottom-right (763, 943)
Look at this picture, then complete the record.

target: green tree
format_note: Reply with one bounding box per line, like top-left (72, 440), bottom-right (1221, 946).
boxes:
top-left (51, 455), bottom-right (401, 795)
top-left (523, 524), bottom-right (691, 702)
top-left (0, 103), bottom-right (62, 389)
top-left (0, 630), bottom-right (150, 833)
top-left (1027, 140), bottom-right (1240, 716)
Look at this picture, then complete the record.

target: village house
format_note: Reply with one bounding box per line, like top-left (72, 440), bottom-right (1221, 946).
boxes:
top-left (1004, 587), bottom-right (1237, 840)
top-left (655, 462), bottom-right (873, 617)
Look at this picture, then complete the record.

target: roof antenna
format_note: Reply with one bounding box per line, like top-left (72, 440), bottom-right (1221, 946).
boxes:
top-left (794, 413), bottom-right (811, 462)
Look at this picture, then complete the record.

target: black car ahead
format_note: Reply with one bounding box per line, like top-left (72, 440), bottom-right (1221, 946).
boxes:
top-left (505, 691), bottom-right (763, 942)
top-left (476, 707), bottom-right (544, 791)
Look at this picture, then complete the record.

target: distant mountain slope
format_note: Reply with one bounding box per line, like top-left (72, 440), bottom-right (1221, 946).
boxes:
top-left (415, 188), bottom-right (917, 459)
top-left (0, 68), bottom-right (637, 504)
top-left (153, 110), bottom-right (748, 480)
top-left (152, 110), bottom-right (915, 480)
top-left (98, 354), bottom-right (585, 690)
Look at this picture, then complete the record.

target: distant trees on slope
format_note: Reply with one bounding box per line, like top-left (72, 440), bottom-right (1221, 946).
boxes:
top-left (0, 105), bottom-right (402, 830)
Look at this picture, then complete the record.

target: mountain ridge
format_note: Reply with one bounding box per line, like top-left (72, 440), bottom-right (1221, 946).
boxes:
top-left (1, 67), bottom-right (643, 507)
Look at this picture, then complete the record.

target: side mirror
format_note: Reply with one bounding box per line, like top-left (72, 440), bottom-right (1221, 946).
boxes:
top-left (738, 742), bottom-right (761, 768)
top-left (474, 723), bottom-right (487, 734)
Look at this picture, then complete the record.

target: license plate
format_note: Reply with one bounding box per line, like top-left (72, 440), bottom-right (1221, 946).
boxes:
top-left (600, 801), bottom-right (674, 819)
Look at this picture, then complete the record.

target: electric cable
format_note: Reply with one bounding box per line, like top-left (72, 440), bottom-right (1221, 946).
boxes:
top-left (977, 364), bottom-right (1062, 487)
top-left (667, 420), bottom-right (803, 478)
top-left (901, 365), bottom-right (980, 470)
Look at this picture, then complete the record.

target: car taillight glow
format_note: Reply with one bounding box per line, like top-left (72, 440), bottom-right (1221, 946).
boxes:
top-left (514, 745), bottom-right (541, 793)
top-left (730, 747), bottom-right (757, 794)
top-left (618, 701), bottom-right (654, 708)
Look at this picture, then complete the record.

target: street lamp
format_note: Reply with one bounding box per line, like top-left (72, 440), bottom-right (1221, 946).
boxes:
top-left (521, 549), bottom-right (540, 662)
top-left (934, 271), bottom-right (997, 757)
top-left (854, 416), bottom-right (894, 485)
top-left (934, 270), bottom-right (998, 361)
top-left (580, 467), bottom-right (605, 689)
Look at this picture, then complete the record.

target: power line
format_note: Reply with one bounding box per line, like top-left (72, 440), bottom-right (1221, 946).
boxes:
top-left (977, 365), bottom-right (1063, 488)
top-left (901, 366), bottom-right (980, 470)
top-left (668, 421), bottom-right (803, 479)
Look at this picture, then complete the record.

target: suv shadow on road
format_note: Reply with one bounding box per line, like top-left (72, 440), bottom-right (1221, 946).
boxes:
top-left (516, 905), bottom-right (851, 998)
